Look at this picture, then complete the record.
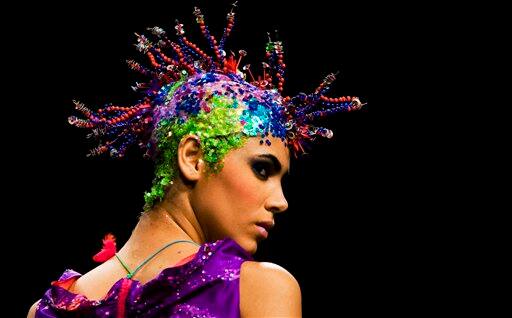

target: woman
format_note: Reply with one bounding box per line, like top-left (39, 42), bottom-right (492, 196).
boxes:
top-left (29, 4), bottom-right (362, 317)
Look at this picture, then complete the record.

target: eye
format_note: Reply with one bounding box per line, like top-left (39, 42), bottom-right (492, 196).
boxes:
top-left (252, 162), bottom-right (270, 180)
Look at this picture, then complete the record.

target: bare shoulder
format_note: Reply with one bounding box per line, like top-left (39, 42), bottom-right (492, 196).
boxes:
top-left (69, 260), bottom-right (125, 301)
top-left (240, 261), bottom-right (302, 317)
top-left (27, 300), bottom-right (40, 318)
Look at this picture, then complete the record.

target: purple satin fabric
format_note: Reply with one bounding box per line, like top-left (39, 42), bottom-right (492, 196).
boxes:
top-left (35, 238), bottom-right (253, 317)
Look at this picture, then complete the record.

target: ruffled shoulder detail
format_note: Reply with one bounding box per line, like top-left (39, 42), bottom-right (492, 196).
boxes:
top-left (36, 238), bottom-right (252, 317)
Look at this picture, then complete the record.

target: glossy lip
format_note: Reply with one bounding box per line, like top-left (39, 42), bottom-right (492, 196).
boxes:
top-left (255, 220), bottom-right (274, 239)
top-left (255, 225), bottom-right (269, 239)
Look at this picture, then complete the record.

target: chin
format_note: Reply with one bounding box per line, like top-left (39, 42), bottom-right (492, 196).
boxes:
top-left (232, 236), bottom-right (258, 255)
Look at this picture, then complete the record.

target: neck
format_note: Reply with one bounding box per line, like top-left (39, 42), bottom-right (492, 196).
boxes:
top-left (119, 191), bottom-right (206, 258)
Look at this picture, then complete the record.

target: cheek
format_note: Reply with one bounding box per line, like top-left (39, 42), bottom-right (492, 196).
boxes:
top-left (192, 167), bottom-right (264, 241)
top-left (194, 167), bottom-right (262, 223)
top-left (220, 169), bottom-right (262, 209)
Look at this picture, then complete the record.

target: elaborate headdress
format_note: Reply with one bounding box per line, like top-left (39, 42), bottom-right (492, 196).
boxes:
top-left (68, 4), bottom-right (365, 210)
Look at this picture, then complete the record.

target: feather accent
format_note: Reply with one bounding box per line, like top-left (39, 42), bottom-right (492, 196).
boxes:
top-left (92, 233), bottom-right (117, 263)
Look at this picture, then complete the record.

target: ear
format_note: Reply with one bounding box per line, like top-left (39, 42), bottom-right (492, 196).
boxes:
top-left (177, 134), bottom-right (205, 182)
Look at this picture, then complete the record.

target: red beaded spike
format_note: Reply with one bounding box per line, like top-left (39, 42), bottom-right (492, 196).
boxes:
top-left (174, 20), bottom-right (213, 66)
top-left (219, 2), bottom-right (238, 51)
top-left (126, 59), bottom-right (152, 77)
top-left (147, 52), bottom-right (161, 69)
top-left (264, 32), bottom-right (287, 93)
top-left (169, 42), bottom-right (196, 75)
top-left (72, 100), bottom-right (93, 118)
top-left (314, 72), bottom-right (338, 95)
top-left (193, 7), bottom-right (223, 68)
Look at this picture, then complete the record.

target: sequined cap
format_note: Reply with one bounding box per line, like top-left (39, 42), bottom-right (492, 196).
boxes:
top-left (68, 4), bottom-right (365, 209)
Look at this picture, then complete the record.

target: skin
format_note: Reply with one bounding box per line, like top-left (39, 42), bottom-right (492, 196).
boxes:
top-left (28, 135), bottom-right (301, 317)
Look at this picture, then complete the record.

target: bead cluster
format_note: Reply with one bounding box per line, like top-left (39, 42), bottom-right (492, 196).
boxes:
top-left (68, 3), bottom-right (364, 209)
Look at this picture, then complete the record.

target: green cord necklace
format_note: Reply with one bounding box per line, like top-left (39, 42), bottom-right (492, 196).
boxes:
top-left (115, 239), bottom-right (200, 279)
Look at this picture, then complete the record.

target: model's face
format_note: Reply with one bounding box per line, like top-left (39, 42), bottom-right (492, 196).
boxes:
top-left (191, 136), bottom-right (290, 254)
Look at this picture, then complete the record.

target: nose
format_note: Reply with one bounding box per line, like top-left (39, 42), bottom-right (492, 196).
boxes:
top-left (265, 185), bottom-right (288, 214)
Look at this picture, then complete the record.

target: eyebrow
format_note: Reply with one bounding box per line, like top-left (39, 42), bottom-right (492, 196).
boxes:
top-left (256, 154), bottom-right (290, 176)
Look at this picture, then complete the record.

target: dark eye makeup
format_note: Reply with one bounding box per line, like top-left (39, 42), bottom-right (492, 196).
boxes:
top-left (249, 154), bottom-right (289, 181)
top-left (252, 161), bottom-right (272, 180)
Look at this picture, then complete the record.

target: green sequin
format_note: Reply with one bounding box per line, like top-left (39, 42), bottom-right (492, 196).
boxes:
top-left (143, 94), bottom-right (248, 210)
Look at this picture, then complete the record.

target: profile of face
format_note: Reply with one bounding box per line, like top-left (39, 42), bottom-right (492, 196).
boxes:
top-left (182, 136), bottom-right (290, 254)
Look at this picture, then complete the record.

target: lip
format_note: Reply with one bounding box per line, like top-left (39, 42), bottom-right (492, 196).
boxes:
top-left (255, 221), bottom-right (274, 239)
top-left (255, 225), bottom-right (269, 239)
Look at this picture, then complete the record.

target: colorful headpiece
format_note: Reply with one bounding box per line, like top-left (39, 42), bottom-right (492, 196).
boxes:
top-left (68, 4), bottom-right (365, 210)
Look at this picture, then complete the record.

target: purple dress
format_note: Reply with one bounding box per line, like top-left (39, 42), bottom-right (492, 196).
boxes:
top-left (35, 238), bottom-right (253, 318)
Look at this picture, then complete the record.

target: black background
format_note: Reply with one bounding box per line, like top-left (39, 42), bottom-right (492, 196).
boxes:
top-left (10, 1), bottom-right (432, 316)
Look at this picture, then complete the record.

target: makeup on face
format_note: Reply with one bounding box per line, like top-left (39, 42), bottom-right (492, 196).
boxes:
top-left (249, 153), bottom-right (289, 181)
